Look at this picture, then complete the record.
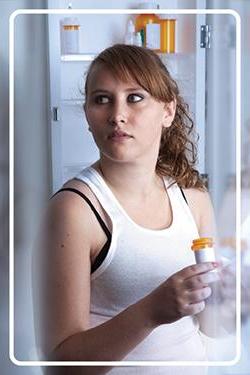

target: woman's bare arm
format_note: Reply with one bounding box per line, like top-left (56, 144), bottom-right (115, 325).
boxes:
top-left (32, 191), bottom-right (157, 375)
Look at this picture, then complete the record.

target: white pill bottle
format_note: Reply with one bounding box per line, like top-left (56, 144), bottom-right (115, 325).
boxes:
top-left (191, 237), bottom-right (216, 263)
top-left (60, 16), bottom-right (80, 54)
top-left (192, 238), bottom-right (222, 309)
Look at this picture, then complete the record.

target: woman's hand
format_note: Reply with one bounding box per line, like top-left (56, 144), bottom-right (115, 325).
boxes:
top-left (145, 262), bottom-right (219, 327)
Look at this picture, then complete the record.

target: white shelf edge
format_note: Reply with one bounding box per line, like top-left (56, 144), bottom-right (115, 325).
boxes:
top-left (61, 99), bottom-right (84, 105)
top-left (61, 54), bottom-right (96, 62)
top-left (61, 51), bottom-right (195, 62)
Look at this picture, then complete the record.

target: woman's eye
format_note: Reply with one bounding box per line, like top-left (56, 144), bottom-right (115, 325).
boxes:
top-left (94, 95), bottom-right (110, 104)
top-left (127, 94), bottom-right (144, 103)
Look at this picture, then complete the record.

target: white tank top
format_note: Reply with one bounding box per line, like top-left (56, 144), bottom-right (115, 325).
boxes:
top-left (76, 167), bottom-right (208, 373)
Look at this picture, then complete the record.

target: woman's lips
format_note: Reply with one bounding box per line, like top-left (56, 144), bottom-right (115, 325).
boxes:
top-left (108, 130), bottom-right (133, 140)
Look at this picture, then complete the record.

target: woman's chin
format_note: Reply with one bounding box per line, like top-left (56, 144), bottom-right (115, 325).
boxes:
top-left (101, 150), bottom-right (137, 164)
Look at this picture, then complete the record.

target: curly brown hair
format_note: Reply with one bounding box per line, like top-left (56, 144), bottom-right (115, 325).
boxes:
top-left (84, 44), bottom-right (205, 190)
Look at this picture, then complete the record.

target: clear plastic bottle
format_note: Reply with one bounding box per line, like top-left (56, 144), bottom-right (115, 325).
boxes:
top-left (124, 19), bottom-right (135, 45)
top-left (134, 32), bottom-right (143, 47)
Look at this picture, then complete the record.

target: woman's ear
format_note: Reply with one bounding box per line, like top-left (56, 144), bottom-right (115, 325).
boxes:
top-left (162, 99), bottom-right (176, 128)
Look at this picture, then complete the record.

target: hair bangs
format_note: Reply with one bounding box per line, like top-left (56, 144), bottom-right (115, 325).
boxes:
top-left (87, 44), bottom-right (173, 104)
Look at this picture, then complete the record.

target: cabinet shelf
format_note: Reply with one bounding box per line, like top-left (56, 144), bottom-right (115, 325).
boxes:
top-left (60, 52), bottom-right (195, 80)
top-left (61, 52), bottom-right (194, 63)
top-left (61, 54), bottom-right (96, 62)
top-left (61, 99), bottom-right (84, 105)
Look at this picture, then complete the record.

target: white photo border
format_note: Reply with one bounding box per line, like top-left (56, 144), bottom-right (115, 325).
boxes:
top-left (9, 8), bottom-right (241, 367)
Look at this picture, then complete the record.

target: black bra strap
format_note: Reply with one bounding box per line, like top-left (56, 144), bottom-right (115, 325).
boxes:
top-left (51, 188), bottom-right (112, 241)
top-left (179, 187), bottom-right (188, 205)
top-left (91, 240), bottom-right (110, 273)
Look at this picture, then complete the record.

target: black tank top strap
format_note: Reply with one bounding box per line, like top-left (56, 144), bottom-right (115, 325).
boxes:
top-left (52, 187), bottom-right (112, 240)
top-left (51, 188), bottom-right (112, 274)
top-left (179, 187), bottom-right (188, 205)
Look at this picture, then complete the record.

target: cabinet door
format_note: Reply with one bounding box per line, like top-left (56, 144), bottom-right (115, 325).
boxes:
top-left (47, 1), bottom-right (206, 192)
top-left (205, 11), bottom-right (237, 215)
top-left (47, 1), bottom-right (63, 192)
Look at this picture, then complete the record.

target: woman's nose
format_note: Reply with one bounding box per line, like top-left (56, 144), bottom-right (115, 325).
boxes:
top-left (108, 101), bottom-right (128, 126)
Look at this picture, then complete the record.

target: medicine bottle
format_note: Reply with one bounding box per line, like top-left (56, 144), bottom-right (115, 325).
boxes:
top-left (135, 2), bottom-right (160, 48)
top-left (191, 237), bottom-right (216, 264)
top-left (192, 237), bottom-right (222, 309)
top-left (60, 16), bottom-right (80, 54)
top-left (159, 18), bottom-right (176, 53)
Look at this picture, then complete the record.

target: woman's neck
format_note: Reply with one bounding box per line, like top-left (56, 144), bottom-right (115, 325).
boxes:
top-left (93, 158), bottom-right (164, 200)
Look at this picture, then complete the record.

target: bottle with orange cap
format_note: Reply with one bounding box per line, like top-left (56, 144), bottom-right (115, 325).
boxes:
top-left (191, 237), bottom-right (219, 274)
top-left (192, 237), bottom-right (223, 308)
top-left (60, 4), bottom-right (80, 55)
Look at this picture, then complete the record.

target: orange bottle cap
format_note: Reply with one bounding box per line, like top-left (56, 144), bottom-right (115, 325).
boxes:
top-left (191, 237), bottom-right (214, 251)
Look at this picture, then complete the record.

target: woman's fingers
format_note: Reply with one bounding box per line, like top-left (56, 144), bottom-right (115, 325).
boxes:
top-left (177, 262), bottom-right (218, 280)
top-left (151, 262), bottom-right (220, 325)
top-left (176, 288), bottom-right (211, 316)
top-left (186, 286), bottom-right (212, 304)
top-left (184, 301), bottom-right (206, 315)
top-left (184, 270), bottom-right (220, 289)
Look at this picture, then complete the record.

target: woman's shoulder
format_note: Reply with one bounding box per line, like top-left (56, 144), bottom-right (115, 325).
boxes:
top-left (181, 187), bottom-right (215, 237)
top-left (46, 178), bottom-right (98, 232)
top-left (50, 175), bottom-right (99, 206)
top-left (48, 177), bottom-right (111, 233)
top-left (182, 186), bottom-right (212, 207)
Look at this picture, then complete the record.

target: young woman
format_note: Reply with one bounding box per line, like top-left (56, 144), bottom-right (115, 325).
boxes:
top-left (33, 44), bottom-right (227, 374)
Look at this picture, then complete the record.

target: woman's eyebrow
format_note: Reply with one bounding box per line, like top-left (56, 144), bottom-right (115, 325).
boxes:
top-left (89, 87), bottom-right (145, 95)
top-left (89, 89), bottom-right (110, 95)
top-left (124, 87), bottom-right (145, 92)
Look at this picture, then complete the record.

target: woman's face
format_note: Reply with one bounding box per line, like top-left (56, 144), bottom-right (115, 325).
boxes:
top-left (84, 65), bottom-right (175, 164)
